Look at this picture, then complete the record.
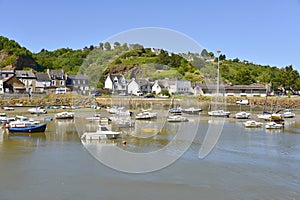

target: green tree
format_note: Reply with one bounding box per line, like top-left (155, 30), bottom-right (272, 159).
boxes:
top-left (104, 42), bottom-right (111, 51)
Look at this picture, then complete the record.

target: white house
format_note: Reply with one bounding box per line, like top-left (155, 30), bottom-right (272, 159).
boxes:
top-left (153, 79), bottom-right (191, 94)
top-left (127, 78), bottom-right (140, 95)
top-left (152, 80), bottom-right (170, 94)
top-left (104, 74), bottom-right (127, 92)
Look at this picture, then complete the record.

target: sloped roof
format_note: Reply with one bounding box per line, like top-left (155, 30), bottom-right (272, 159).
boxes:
top-left (49, 69), bottom-right (64, 80)
top-left (36, 73), bottom-right (51, 81)
top-left (15, 70), bottom-right (36, 79)
top-left (68, 74), bottom-right (89, 80)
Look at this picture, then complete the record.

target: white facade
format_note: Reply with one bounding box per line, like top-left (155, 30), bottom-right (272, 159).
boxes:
top-left (152, 80), bottom-right (162, 94)
top-left (104, 74), bottom-right (126, 92)
top-left (127, 79), bottom-right (140, 95)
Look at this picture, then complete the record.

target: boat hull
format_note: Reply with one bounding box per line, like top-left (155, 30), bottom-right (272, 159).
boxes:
top-left (8, 123), bottom-right (47, 133)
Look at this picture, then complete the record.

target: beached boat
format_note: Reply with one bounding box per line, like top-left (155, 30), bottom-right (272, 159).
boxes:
top-left (135, 111), bottom-right (157, 120)
top-left (8, 123), bottom-right (47, 133)
top-left (265, 121), bottom-right (284, 129)
top-left (81, 125), bottom-right (121, 140)
top-left (3, 106), bottom-right (14, 111)
top-left (244, 120), bottom-right (263, 128)
top-left (28, 107), bottom-right (47, 114)
top-left (235, 111), bottom-right (251, 119)
top-left (55, 111), bottom-right (74, 119)
top-left (282, 109), bottom-right (296, 118)
top-left (181, 107), bottom-right (202, 115)
top-left (208, 110), bottom-right (230, 117)
top-left (167, 115), bottom-right (189, 122)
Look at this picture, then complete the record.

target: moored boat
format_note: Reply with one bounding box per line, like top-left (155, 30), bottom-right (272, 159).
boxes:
top-left (8, 123), bottom-right (47, 133)
top-left (208, 110), bottom-right (230, 117)
top-left (28, 107), bottom-right (47, 114)
top-left (135, 111), bottom-right (157, 120)
top-left (55, 111), bottom-right (74, 119)
top-left (235, 111), bottom-right (251, 119)
top-left (244, 120), bottom-right (263, 128)
top-left (265, 121), bottom-right (284, 129)
top-left (167, 115), bottom-right (189, 122)
top-left (81, 125), bottom-right (121, 140)
top-left (181, 107), bottom-right (202, 115)
top-left (282, 109), bottom-right (296, 118)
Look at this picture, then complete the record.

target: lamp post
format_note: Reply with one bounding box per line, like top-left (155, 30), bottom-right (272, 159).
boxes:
top-left (216, 50), bottom-right (221, 97)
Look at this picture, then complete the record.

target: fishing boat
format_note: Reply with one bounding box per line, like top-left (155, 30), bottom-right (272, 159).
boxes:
top-left (208, 110), bottom-right (230, 117)
top-left (55, 111), bottom-right (74, 119)
top-left (282, 109), bottom-right (296, 118)
top-left (235, 111), bottom-right (251, 119)
top-left (167, 115), bottom-right (189, 122)
top-left (81, 125), bottom-right (121, 140)
top-left (0, 113), bottom-right (15, 123)
top-left (244, 120), bottom-right (263, 128)
top-left (8, 123), bottom-right (47, 133)
top-left (181, 107), bottom-right (202, 115)
top-left (265, 121), bottom-right (284, 129)
top-left (135, 111), bottom-right (157, 120)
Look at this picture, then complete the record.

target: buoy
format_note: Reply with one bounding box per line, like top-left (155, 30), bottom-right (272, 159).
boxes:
top-left (122, 140), bottom-right (127, 146)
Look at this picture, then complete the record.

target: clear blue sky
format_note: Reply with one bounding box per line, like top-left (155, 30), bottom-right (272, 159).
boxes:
top-left (1, 0), bottom-right (300, 71)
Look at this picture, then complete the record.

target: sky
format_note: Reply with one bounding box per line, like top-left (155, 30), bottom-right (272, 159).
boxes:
top-left (1, 0), bottom-right (300, 71)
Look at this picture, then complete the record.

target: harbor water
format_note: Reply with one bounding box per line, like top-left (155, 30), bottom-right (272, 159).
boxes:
top-left (0, 108), bottom-right (300, 200)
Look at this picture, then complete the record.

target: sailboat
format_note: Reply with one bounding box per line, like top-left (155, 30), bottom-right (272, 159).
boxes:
top-left (208, 50), bottom-right (230, 117)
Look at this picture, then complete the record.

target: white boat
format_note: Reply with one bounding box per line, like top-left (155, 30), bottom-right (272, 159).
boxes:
top-left (0, 113), bottom-right (15, 123)
top-left (55, 111), bottom-right (74, 119)
top-left (169, 107), bottom-right (182, 115)
top-left (282, 109), bottom-right (296, 118)
top-left (181, 107), bottom-right (202, 115)
top-left (135, 111), bottom-right (157, 120)
top-left (81, 125), bottom-right (121, 140)
top-left (8, 115), bottom-right (40, 128)
top-left (3, 106), bottom-right (14, 111)
top-left (208, 110), bottom-right (230, 117)
top-left (167, 115), bottom-right (189, 122)
top-left (257, 112), bottom-right (271, 120)
top-left (244, 120), bottom-right (263, 128)
top-left (235, 111), bottom-right (251, 119)
top-left (265, 121), bottom-right (284, 129)
top-left (236, 99), bottom-right (249, 105)
top-left (28, 107), bottom-right (47, 114)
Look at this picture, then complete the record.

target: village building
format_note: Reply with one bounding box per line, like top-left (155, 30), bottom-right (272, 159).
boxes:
top-left (35, 73), bottom-right (52, 93)
top-left (104, 74), bottom-right (126, 93)
top-left (198, 83), bottom-right (269, 97)
top-left (15, 70), bottom-right (36, 94)
top-left (66, 74), bottom-right (90, 95)
top-left (3, 76), bottom-right (26, 93)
